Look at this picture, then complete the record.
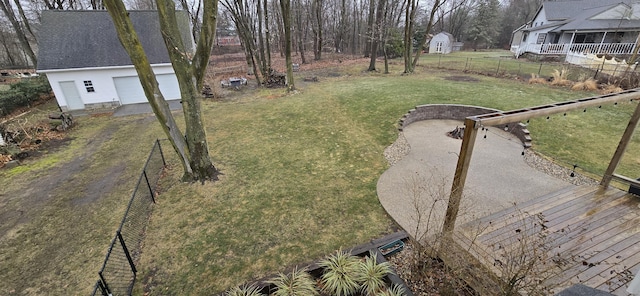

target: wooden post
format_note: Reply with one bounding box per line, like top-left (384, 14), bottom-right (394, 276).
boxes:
top-left (443, 117), bottom-right (479, 234)
top-left (601, 101), bottom-right (640, 187)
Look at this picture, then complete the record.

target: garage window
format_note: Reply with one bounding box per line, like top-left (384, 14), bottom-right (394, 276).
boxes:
top-left (83, 80), bottom-right (95, 93)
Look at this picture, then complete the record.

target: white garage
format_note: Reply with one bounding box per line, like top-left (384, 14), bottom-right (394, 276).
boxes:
top-left (36, 10), bottom-right (194, 112)
top-left (114, 74), bottom-right (180, 105)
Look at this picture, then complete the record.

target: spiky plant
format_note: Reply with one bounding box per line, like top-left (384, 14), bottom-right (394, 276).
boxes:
top-left (268, 267), bottom-right (319, 296)
top-left (225, 284), bottom-right (265, 296)
top-left (377, 284), bottom-right (406, 296)
top-left (319, 250), bottom-right (363, 296)
top-left (360, 251), bottom-right (394, 295)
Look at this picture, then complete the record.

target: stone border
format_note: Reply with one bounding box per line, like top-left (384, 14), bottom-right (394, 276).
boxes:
top-left (398, 104), bottom-right (532, 148)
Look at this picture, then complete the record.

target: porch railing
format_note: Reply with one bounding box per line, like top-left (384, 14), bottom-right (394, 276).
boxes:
top-left (517, 42), bottom-right (636, 56)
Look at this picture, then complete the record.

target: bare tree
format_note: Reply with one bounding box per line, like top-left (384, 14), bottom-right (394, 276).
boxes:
top-left (406, 0), bottom-right (446, 73)
top-left (293, 0), bottom-right (307, 64)
top-left (0, 0), bottom-right (36, 66)
top-left (221, 0), bottom-right (262, 84)
top-left (279, 0), bottom-right (295, 91)
top-left (309, 0), bottom-right (323, 60)
top-left (402, 0), bottom-right (417, 73)
top-left (103, 0), bottom-right (219, 181)
top-left (366, 0), bottom-right (385, 71)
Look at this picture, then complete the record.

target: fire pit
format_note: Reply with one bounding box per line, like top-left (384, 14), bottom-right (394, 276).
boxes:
top-left (447, 126), bottom-right (464, 139)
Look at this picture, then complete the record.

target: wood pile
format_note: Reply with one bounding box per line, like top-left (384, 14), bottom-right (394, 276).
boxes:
top-left (265, 68), bottom-right (286, 88)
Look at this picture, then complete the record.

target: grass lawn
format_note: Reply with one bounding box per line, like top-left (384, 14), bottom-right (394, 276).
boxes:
top-left (1, 54), bottom-right (639, 295)
top-left (135, 60), bottom-right (640, 294)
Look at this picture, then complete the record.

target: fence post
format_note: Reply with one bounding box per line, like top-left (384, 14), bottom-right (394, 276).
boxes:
top-left (117, 231), bottom-right (137, 274)
top-left (538, 63), bottom-right (543, 76)
top-left (98, 272), bottom-right (111, 296)
top-left (438, 54), bottom-right (442, 67)
top-left (496, 60), bottom-right (501, 76)
top-left (156, 139), bottom-right (166, 166)
top-left (518, 63), bottom-right (522, 77)
top-left (464, 58), bottom-right (469, 71)
top-left (143, 171), bottom-right (156, 203)
top-left (97, 280), bottom-right (109, 296)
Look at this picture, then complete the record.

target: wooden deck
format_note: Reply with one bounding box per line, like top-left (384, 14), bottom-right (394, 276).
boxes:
top-left (454, 185), bottom-right (640, 295)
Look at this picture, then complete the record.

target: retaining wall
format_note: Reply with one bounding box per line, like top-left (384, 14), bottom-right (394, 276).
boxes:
top-left (398, 104), bottom-right (532, 147)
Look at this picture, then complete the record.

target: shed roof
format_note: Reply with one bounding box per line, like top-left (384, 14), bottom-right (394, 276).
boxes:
top-left (37, 10), bottom-right (193, 71)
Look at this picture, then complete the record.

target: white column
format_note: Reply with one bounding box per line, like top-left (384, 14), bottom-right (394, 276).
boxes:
top-left (598, 32), bottom-right (608, 54)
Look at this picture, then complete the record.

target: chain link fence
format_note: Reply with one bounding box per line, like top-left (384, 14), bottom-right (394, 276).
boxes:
top-left (417, 54), bottom-right (640, 89)
top-left (91, 139), bottom-right (166, 296)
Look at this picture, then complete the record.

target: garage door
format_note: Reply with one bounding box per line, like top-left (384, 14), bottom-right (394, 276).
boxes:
top-left (114, 74), bottom-right (180, 105)
top-left (113, 76), bottom-right (146, 104)
top-left (156, 74), bottom-right (180, 100)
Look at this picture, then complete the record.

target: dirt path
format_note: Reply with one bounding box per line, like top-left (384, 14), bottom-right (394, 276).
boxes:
top-left (0, 114), bottom-right (161, 295)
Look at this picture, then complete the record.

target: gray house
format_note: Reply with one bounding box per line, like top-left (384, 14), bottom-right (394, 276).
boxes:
top-left (37, 10), bottom-right (193, 112)
top-left (511, 0), bottom-right (640, 58)
top-left (429, 32), bottom-right (462, 54)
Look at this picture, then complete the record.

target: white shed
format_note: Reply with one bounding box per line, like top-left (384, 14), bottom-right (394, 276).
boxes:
top-left (37, 10), bottom-right (193, 112)
top-left (429, 32), bottom-right (457, 54)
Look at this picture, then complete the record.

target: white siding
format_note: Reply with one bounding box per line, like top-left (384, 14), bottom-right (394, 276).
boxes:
top-left (42, 64), bottom-right (176, 110)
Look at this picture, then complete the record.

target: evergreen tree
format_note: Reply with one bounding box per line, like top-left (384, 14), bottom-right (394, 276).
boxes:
top-left (468, 0), bottom-right (501, 49)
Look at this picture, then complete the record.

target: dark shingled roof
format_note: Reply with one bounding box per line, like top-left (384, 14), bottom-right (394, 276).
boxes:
top-left (37, 10), bottom-right (193, 71)
top-left (543, 0), bottom-right (634, 21)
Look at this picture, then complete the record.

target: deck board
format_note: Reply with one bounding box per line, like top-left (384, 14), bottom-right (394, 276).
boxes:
top-left (455, 185), bottom-right (640, 294)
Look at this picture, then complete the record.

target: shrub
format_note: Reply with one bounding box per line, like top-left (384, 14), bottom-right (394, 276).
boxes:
top-left (269, 268), bottom-right (318, 296)
top-left (319, 250), bottom-right (363, 296)
top-left (377, 284), bottom-right (406, 296)
top-left (601, 83), bottom-right (624, 94)
top-left (0, 76), bottom-right (52, 117)
top-left (225, 285), bottom-right (265, 296)
top-left (528, 73), bottom-right (547, 85)
top-left (571, 78), bottom-right (598, 91)
top-left (550, 68), bottom-right (573, 87)
top-left (359, 251), bottom-right (393, 295)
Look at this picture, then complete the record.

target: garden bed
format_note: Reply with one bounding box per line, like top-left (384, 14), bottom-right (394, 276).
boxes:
top-left (219, 231), bottom-right (478, 296)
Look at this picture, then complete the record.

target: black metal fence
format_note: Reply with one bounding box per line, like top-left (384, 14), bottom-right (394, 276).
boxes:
top-left (91, 139), bottom-right (166, 296)
top-left (418, 54), bottom-right (640, 88)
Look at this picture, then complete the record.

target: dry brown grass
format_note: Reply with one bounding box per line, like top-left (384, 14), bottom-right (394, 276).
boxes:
top-left (550, 68), bottom-right (573, 87)
top-left (528, 73), bottom-right (547, 85)
top-left (571, 78), bottom-right (598, 91)
top-left (600, 83), bottom-right (624, 94)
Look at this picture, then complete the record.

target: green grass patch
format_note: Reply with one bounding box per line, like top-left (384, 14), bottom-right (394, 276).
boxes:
top-left (136, 63), bottom-right (613, 295)
top-left (2, 53), bottom-right (638, 296)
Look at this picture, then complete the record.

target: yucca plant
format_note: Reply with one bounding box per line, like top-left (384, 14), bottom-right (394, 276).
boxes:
top-left (319, 250), bottom-right (363, 296)
top-left (376, 284), bottom-right (406, 296)
top-left (268, 267), bottom-right (319, 296)
top-left (225, 284), bottom-right (265, 296)
top-left (360, 251), bottom-right (394, 295)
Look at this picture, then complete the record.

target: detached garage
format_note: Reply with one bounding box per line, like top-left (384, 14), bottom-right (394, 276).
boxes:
top-left (36, 10), bottom-right (193, 112)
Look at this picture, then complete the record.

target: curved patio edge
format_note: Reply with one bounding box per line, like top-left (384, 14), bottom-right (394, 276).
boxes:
top-left (398, 104), bottom-right (532, 147)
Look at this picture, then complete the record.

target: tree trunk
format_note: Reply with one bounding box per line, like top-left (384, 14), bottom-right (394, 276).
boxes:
top-left (367, 0), bottom-right (386, 71)
top-left (280, 0), bottom-right (295, 91)
top-left (294, 0), bottom-right (306, 64)
top-left (263, 0), bottom-right (272, 71)
top-left (364, 0), bottom-right (375, 57)
top-left (104, 0), bottom-right (220, 182)
top-left (0, 0), bottom-right (36, 67)
top-left (403, 0), bottom-right (417, 73)
top-left (257, 0), bottom-right (268, 77)
top-left (411, 0), bottom-right (442, 71)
